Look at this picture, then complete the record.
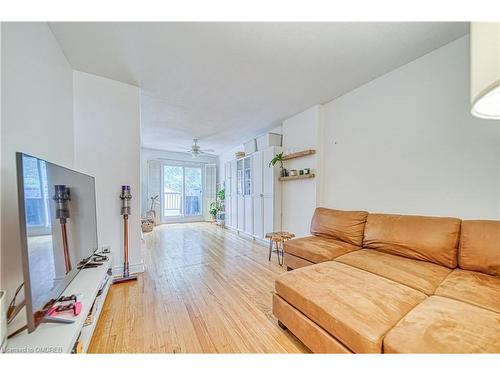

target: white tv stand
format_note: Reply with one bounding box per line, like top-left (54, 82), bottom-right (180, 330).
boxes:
top-left (6, 256), bottom-right (113, 353)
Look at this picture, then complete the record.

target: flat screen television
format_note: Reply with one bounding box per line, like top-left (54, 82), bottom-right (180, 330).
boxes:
top-left (16, 152), bottom-right (98, 332)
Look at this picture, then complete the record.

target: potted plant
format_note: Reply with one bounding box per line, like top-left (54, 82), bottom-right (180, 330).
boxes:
top-left (217, 188), bottom-right (225, 203)
top-left (209, 202), bottom-right (218, 221)
top-left (268, 152), bottom-right (285, 176)
top-left (210, 188), bottom-right (226, 223)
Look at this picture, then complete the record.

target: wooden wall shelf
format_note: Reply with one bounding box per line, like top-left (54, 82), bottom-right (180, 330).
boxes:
top-left (279, 173), bottom-right (315, 181)
top-left (282, 149), bottom-right (316, 161)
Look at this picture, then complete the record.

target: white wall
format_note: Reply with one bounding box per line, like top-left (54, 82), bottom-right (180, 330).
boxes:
top-left (321, 36), bottom-right (500, 219)
top-left (140, 147), bottom-right (216, 217)
top-left (282, 106), bottom-right (322, 236)
top-left (1, 23), bottom-right (74, 301)
top-left (73, 71), bottom-right (143, 275)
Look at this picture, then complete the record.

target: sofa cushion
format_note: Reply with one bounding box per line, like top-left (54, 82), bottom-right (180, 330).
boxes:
top-left (435, 269), bottom-right (500, 313)
top-left (384, 296), bottom-right (500, 353)
top-left (272, 294), bottom-right (351, 353)
top-left (284, 252), bottom-right (314, 270)
top-left (274, 262), bottom-right (426, 353)
top-left (459, 220), bottom-right (500, 277)
top-left (335, 249), bottom-right (452, 295)
top-left (284, 236), bottom-right (359, 264)
top-left (310, 207), bottom-right (368, 246)
top-left (363, 213), bottom-right (461, 268)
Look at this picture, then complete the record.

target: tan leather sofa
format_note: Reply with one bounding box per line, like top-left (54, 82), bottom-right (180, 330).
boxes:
top-left (273, 208), bottom-right (500, 353)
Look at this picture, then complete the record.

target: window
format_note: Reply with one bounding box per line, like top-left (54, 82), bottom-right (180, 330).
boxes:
top-left (23, 155), bottom-right (51, 233)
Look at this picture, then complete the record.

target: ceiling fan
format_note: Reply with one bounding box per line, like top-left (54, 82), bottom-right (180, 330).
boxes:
top-left (183, 138), bottom-right (215, 158)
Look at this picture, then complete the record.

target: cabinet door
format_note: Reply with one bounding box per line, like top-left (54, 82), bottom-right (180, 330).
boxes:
top-left (253, 197), bottom-right (263, 239)
top-left (225, 193), bottom-right (232, 227)
top-left (244, 196), bottom-right (253, 235)
top-left (243, 157), bottom-right (252, 196)
top-left (230, 160), bottom-right (238, 228)
top-left (236, 159), bottom-right (243, 195)
top-left (262, 147), bottom-right (276, 197)
top-left (237, 196), bottom-right (245, 231)
top-left (224, 161), bottom-right (230, 184)
top-left (224, 162), bottom-right (231, 226)
top-left (263, 196), bottom-right (275, 234)
top-left (252, 151), bottom-right (263, 196)
top-left (231, 195), bottom-right (238, 229)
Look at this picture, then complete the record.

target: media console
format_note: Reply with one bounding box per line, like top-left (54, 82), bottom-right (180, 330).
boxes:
top-left (6, 256), bottom-right (113, 353)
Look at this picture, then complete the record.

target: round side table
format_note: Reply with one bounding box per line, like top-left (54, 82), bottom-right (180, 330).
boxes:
top-left (265, 231), bottom-right (295, 266)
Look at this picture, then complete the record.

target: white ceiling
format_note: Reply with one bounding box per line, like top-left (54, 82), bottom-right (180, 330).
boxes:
top-left (49, 22), bottom-right (468, 155)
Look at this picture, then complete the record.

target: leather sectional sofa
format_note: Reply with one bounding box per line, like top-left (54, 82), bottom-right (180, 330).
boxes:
top-left (273, 208), bottom-right (500, 353)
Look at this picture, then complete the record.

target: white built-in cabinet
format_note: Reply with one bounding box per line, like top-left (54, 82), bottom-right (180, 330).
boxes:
top-left (236, 159), bottom-right (245, 231)
top-left (243, 157), bottom-right (253, 235)
top-left (262, 146), bottom-right (282, 235)
top-left (224, 146), bottom-right (281, 240)
top-left (224, 162), bottom-right (232, 228)
top-left (230, 159), bottom-right (238, 229)
top-left (252, 151), bottom-right (264, 239)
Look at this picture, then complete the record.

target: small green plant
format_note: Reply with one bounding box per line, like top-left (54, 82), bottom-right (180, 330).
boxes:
top-left (210, 188), bottom-right (225, 220)
top-left (209, 202), bottom-right (218, 219)
top-left (269, 152), bottom-right (284, 176)
top-left (217, 188), bottom-right (225, 201)
top-left (268, 152), bottom-right (283, 168)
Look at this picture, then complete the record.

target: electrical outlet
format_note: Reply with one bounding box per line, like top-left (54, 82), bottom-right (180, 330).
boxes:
top-left (102, 245), bottom-right (111, 254)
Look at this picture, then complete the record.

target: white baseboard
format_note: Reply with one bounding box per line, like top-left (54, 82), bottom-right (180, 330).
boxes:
top-left (112, 262), bottom-right (145, 277)
top-left (224, 226), bottom-right (269, 246)
top-left (254, 237), bottom-right (269, 246)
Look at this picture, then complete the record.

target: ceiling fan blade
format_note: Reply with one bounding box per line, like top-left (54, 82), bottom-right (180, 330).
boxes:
top-left (201, 149), bottom-right (215, 153)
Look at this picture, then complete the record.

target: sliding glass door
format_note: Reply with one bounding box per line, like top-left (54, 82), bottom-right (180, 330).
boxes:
top-left (161, 163), bottom-right (203, 222)
top-left (184, 167), bottom-right (202, 216)
top-left (162, 165), bottom-right (183, 218)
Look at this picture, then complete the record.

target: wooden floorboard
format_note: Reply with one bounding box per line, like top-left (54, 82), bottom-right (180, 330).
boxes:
top-left (88, 222), bottom-right (309, 353)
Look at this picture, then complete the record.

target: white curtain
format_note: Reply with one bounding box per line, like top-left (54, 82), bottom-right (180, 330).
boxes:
top-left (204, 164), bottom-right (217, 220)
top-left (147, 160), bottom-right (161, 224)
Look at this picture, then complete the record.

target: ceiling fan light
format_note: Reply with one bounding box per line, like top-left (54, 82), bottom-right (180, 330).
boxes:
top-left (472, 84), bottom-right (500, 119)
top-left (470, 22), bottom-right (500, 120)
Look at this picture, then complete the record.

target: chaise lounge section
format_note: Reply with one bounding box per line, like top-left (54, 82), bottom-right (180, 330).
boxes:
top-left (273, 208), bottom-right (500, 353)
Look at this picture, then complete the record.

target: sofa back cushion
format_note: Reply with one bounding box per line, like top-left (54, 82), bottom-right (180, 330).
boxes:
top-left (310, 207), bottom-right (368, 246)
top-left (459, 220), bottom-right (500, 277)
top-left (363, 213), bottom-right (461, 268)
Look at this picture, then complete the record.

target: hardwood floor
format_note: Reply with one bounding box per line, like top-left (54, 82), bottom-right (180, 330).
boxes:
top-left (88, 222), bottom-right (309, 353)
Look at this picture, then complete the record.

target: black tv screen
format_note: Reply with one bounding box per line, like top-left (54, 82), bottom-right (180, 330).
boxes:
top-left (16, 152), bottom-right (98, 332)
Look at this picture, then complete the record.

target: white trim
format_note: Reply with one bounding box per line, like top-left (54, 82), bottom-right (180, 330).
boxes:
top-left (161, 216), bottom-right (207, 224)
top-left (112, 261), bottom-right (145, 277)
top-left (223, 226), bottom-right (268, 246)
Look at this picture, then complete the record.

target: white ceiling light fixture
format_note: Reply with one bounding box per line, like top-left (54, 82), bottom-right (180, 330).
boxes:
top-left (471, 22), bottom-right (500, 120)
top-left (182, 139), bottom-right (215, 158)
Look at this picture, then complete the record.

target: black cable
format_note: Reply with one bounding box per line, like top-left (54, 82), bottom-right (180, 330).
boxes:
top-left (7, 324), bottom-right (27, 339)
top-left (7, 283), bottom-right (24, 323)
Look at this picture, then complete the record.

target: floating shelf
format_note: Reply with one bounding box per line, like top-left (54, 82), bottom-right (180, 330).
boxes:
top-left (279, 173), bottom-right (315, 181)
top-left (282, 149), bottom-right (316, 160)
